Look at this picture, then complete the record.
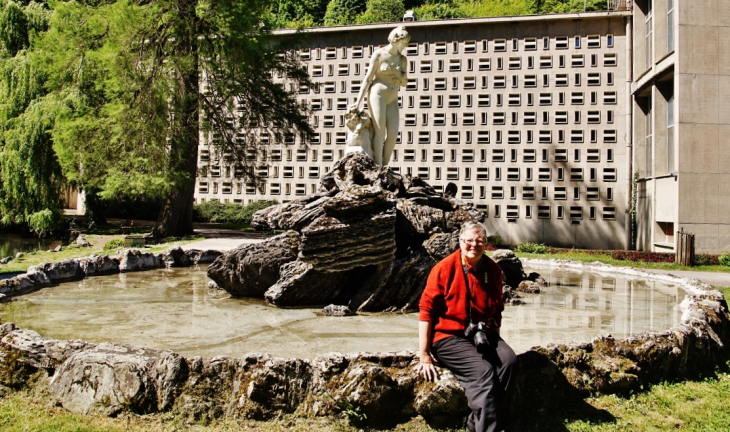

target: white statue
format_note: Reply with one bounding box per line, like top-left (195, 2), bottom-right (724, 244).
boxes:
top-left (350, 26), bottom-right (410, 166)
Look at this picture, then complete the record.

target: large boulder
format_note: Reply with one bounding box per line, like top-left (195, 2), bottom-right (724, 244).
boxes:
top-left (48, 344), bottom-right (187, 416)
top-left (492, 249), bottom-right (527, 289)
top-left (209, 152), bottom-right (486, 311)
top-left (206, 231), bottom-right (300, 297)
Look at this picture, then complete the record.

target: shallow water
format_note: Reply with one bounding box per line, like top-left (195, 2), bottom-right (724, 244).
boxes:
top-left (0, 233), bottom-right (63, 259)
top-left (0, 265), bottom-right (685, 358)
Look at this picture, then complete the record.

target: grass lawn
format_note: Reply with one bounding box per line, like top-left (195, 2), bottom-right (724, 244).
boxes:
top-left (512, 249), bottom-right (730, 273)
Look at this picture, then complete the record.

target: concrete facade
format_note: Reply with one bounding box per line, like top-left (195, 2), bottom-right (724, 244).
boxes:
top-left (633, 0), bottom-right (730, 253)
top-left (194, 2), bottom-right (730, 253)
top-left (196, 12), bottom-right (632, 249)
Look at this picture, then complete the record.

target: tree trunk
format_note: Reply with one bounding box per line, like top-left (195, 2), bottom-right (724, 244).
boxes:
top-left (153, 3), bottom-right (199, 239)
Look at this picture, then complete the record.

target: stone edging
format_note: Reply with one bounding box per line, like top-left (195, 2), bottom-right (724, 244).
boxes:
top-left (0, 257), bottom-right (727, 429)
top-left (0, 247), bottom-right (222, 301)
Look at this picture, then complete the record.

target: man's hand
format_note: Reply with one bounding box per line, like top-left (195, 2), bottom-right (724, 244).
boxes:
top-left (416, 353), bottom-right (439, 381)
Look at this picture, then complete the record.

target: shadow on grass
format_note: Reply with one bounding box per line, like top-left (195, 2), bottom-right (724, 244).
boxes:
top-left (506, 351), bottom-right (616, 432)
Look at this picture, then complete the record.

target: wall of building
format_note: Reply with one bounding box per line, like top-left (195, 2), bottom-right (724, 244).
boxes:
top-left (633, 0), bottom-right (730, 254)
top-left (196, 12), bottom-right (632, 249)
top-left (676, 0), bottom-right (730, 253)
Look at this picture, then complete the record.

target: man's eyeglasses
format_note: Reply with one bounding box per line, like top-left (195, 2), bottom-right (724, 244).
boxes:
top-left (460, 239), bottom-right (485, 246)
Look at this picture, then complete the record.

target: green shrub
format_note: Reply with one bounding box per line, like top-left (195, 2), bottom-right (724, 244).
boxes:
top-left (515, 242), bottom-right (550, 254)
top-left (192, 200), bottom-right (277, 225)
top-left (719, 252), bottom-right (730, 267)
top-left (102, 239), bottom-right (125, 250)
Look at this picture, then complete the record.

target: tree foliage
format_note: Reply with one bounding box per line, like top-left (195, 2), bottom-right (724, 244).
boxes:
top-left (41, 0), bottom-right (312, 236)
top-left (357, 0), bottom-right (405, 24)
top-left (0, 0), bottom-right (64, 235)
top-left (323, 0), bottom-right (367, 26)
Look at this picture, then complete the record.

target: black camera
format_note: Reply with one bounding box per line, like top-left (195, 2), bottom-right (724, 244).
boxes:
top-left (464, 321), bottom-right (490, 350)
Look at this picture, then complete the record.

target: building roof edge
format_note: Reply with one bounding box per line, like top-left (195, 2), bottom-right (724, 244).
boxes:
top-left (272, 11), bottom-right (632, 35)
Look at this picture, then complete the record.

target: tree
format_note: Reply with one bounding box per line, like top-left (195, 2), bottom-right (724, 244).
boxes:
top-left (269, 0), bottom-right (330, 28)
top-left (413, 0), bottom-right (467, 20)
top-left (323, 0), bottom-right (367, 26)
top-left (0, 0), bottom-right (65, 235)
top-left (356, 0), bottom-right (405, 24)
top-left (43, 0), bottom-right (312, 237)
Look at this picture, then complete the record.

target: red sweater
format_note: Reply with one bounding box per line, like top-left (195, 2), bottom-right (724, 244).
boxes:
top-left (419, 250), bottom-right (504, 343)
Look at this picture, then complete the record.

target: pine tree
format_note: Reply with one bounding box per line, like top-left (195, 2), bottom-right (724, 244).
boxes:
top-left (43, 0), bottom-right (312, 237)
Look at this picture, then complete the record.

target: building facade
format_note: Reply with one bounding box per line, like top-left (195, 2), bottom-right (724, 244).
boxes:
top-left (196, 11), bottom-right (634, 250)
top-left (633, 0), bottom-right (730, 254)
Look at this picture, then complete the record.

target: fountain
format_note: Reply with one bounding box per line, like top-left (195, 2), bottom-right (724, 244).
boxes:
top-left (1, 25), bottom-right (729, 430)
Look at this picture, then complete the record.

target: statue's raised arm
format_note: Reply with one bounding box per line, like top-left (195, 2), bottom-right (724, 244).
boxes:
top-left (348, 26), bottom-right (410, 166)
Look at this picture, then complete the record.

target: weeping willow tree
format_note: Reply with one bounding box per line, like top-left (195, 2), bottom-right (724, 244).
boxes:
top-left (0, 0), bottom-right (65, 235)
top-left (41, 0), bottom-right (312, 237)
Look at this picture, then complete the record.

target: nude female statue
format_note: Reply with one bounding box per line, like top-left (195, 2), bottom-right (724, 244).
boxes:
top-left (350, 26), bottom-right (410, 166)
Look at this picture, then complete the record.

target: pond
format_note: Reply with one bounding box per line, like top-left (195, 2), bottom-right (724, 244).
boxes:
top-left (0, 233), bottom-right (64, 260)
top-left (0, 264), bottom-right (685, 359)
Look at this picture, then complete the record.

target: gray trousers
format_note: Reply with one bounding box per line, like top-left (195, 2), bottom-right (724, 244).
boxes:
top-left (432, 334), bottom-right (516, 432)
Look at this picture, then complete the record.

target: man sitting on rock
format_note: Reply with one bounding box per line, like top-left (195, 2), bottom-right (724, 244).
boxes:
top-left (417, 221), bottom-right (516, 432)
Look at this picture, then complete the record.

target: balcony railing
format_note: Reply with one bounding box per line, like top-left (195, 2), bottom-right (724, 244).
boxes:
top-left (609, 0), bottom-right (632, 10)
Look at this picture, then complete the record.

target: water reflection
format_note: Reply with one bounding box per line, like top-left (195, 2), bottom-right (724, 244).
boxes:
top-left (0, 233), bottom-right (63, 259)
top-left (0, 265), bottom-right (685, 358)
top-left (501, 266), bottom-right (684, 352)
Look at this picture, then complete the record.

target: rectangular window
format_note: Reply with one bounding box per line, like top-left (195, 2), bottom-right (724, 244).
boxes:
top-left (507, 167), bottom-right (520, 181)
top-left (587, 35), bottom-right (600, 49)
top-left (586, 187), bottom-right (599, 200)
top-left (447, 131), bottom-right (460, 144)
top-left (509, 57), bottom-right (521, 69)
top-left (492, 186), bottom-right (504, 199)
top-left (476, 167), bottom-right (489, 180)
top-left (494, 39), bottom-right (506, 52)
top-left (525, 37), bottom-right (537, 51)
top-left (555, 36), bottom-right (569, 49)
top-left (419, 95), bottom-right (432, 108)
top-left (539, 55), bottom-right (552, 68)
top-left (571, 130), bottom-right (584, 143)
top-left (477, 131), bottom-right (490, 144)
top-left (524, 112), bottom-right (537, 125)
top-left (492, 149), bottom-right (505, 162)
top-left (604, 53), bottom-right (617, 67)
top-left (555, 111), bottom-right (568, 124)
top-left (571, 54), bottom-right (584, 68)
top-left (603, 129), bottom-right (617, 143)
top-left (571, 92), bottom-right (584, 105)
top-left (603, 91), bottom-right (617, 104)
top-left (539, 93), bottom-right (552, 106)
top-left (507, 131), bottom-right (521, 144)
top-left (602, 207), bottom-right (616, 220)
top-left (538, 205), bottom-right (551, 219)
top-left (555, 148), bottom-right (568, 162)
top-left (493, 75), bottom-right (506, 88)
top-left (570, 168), bottom-right (584, 181)
top-left (555, 74), bottom-right (568, 86)
top-left (554, 187), bottom-right (567, 200)
top-left (603, 168), bottom-right (617, 182)
top-left (538, 130), bottom-right (552, 143)
top-left (449, 59), bottom-right (462, 72)
top-left (508, 94), bottom-right (521, 106)
top-left (492, 112), bottom-right (506, 125)
top-left (587, 149), bottom-right (600, 162)
top-left (538, 168), bottom-right (551, 181)
top-left (448, 95), bottom-right (461, 108)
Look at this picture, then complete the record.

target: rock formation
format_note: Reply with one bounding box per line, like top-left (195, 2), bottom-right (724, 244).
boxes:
top-left (207, 152), bottom-right (485, 312)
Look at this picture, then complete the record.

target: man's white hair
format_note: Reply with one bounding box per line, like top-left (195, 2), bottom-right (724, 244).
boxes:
top-left (458, 221), bottom-right (487, 241)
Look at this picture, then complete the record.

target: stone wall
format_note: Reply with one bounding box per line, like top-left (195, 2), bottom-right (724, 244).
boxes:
top-left (0, 258), bottom-right (728, 429)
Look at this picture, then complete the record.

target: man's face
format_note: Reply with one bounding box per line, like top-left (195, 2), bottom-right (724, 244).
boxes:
top-left (459, 228), bottom-right (486, 262)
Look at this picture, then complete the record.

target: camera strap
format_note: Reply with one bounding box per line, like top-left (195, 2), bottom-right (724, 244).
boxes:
top-left (461, 254), bottom-right (488, 325)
